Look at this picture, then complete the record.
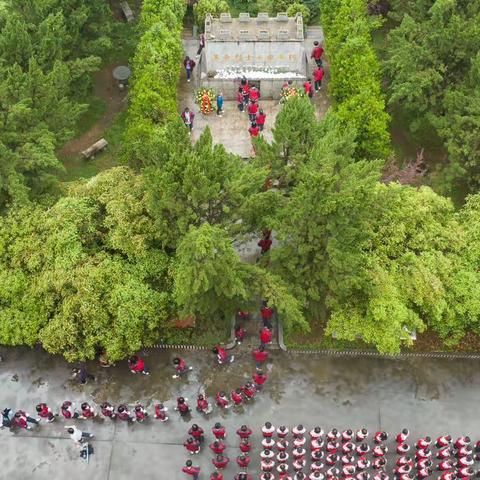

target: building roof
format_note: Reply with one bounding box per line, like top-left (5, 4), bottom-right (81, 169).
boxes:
top-left (205, 12), bottom-right (304, 42)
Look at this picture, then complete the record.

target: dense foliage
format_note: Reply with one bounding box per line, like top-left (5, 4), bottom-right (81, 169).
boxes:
top-left (0, 0), bottom-right (112, 209)
top-left (321, 0), bottom-right (391, 160)
top-left (383, 0), bottom-right (480, 191)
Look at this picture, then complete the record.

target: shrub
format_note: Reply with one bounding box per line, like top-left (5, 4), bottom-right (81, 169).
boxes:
top-left (286, 2), bottom-right (310, 24)
top-left (194, 0), bottom-right (230, 28)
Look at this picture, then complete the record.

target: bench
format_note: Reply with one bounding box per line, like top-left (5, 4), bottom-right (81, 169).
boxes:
top-left (81, 138), bottom-right (108, 160)
top-left (120, 1), bottom-right (134, 22)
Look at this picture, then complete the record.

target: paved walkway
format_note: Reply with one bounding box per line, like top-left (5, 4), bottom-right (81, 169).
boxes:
top-left (1, 347), bottom-right (480, 479)
top-left (177, 38), bottom-right (330, 158)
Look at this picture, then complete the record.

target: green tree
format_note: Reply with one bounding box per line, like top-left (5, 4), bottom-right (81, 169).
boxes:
top-left (194, 0), bottom-right (230, 28)
top-left (286, 2), bottom-right (310, 23)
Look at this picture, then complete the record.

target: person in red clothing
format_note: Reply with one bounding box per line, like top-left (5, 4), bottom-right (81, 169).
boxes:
top-left (212, 346), bottom-right (234, 364)
top-left (128, 355), bottom-right (149, 375)
top-left (231, 388), bottom-right (244, 406)
top-left (117, 404), bottom-right (134, 422)
top-left (235, 473), bottom-right (253, 480)
top-left (216, 391), bottom-right (230, 409)
top-left (100, 402), bottom-right (116, 420)
top-left (235, 325), bottom-right (246, 344)
top-left (240, 437), bottom-right (252, 453)
top-left (396, 429), bottom-right (410, 443)
top-left (212, 422), bottom-right (226, 439)
top-left (212, 454), bottom-right (230, 469)
top-left (237, 453), bottom-right (251, 468)
top-left (183, 56), bottom-right (196, 82)
top-left (242, 381), bottom-right (256, 400)
top-left (311, 41), bottom-right (324, 67)
top-left (241, 77), bottom-right (250, 107)
top-left (256, 109), bottom-right (267, 131)
top-left (252, 344), bottom-right (269, 368)
top-left (258, 230), bottom-right (272, 255)
top-left (248, 101), bottom-right (259, 123)
top-left (196, 394), bottom-right (211, 414)
top-left (176, 396), bottom-right (191, 416)
top-left (313, 66), bottom-right (324, 92)
top-left (173, 356), bottom-right (192, 378)
top-left (189, 424), bottom-right (205, 442)
top-left (253, 369), bottom-right (268, 388)
top-left (80, 402), bottom-right (95, 419)
top-left (134, 404), bottom-right (148, 422)
top-left (154, 403), bottom-right (168, 421)
top-left (261, 302), bottom-right (274, 328)
top-left (210, 440), bottom-right (226, 454)
top-left (182, 460), bottom-right (201, 480)
top-left (184, 437), bottom-right (201, 454)
top-left (303, 78), bottom-right (314, 98)
top-left (211, 472), bottom-right (224, 480)
top-left (248, 123), bottom-right (259, 138)
top-left (237, 425), bottom-right (253, 439)
top-left (260, 326), bottom-right (272, 345)
top-left (35, 403), bottom-right (55, 422)
top-left (249, 86), bottom-right (260, 102)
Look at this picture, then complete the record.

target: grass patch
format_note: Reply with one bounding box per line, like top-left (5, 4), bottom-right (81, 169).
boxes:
top-left (59, 110), bottom-right (127, 182)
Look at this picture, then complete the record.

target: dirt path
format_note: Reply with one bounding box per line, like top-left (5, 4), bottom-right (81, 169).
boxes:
top-left (60, 64), bottom-right (127, 157)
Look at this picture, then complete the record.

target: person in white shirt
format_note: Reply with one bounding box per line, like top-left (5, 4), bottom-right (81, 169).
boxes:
top-left (65, 425), bottom-right (94, 445)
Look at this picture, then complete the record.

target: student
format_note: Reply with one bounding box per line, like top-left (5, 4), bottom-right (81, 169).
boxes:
top-left (117, 404), bottom-right (135, 422)
top-left (173, 356), bottom-right (193, 378)
top-left (212, 422), bottom-right (226, 440)
top-left (303, 78), bottom-right (314, 98)
top-left (197, 33), bottom-right (205, 57)
top-left (262, 437), bottom-right (276, 450)
top-left (184, 437), bottom-right (201, 454)
top-left (260, 302), bottom-right (274, 328)
top-left (100, 402), bottom-right (116, 419)
top-left (261, 449), bottom-right (275, 459)
top-left (253, 369), bottom-right (268, 388)
top-left (374, 431), bottom-right (388, 444)
top-left (277, 425), bottom-right (289, 438)
top-left (212, 454), bottom-right (229, 469)
top-left (65, 425), bottom-right (94, 445)
top-left (242, 382), bottom-right (256, 400)
top-left (261, 457), bottom-right (275, 472)
top-left (154, 403), bottom-right (168, 421)
top-left (236, 454), bottom-right (251, 469)
top-left (248, 122), bottom-right (259, 138)
top-left (72, 366), bottom-right (95, 384)
top-left (248, 100), bottom-right (259, 123)
top-left (181, 108), bottom-right (195, 133)
top-left (210, 440), bottom-right (226, 455)
top-left (235, 474), bottom-right (253, 480)
top-left (236, 424), bottom-right (252, 439)
top-left (231, 388), bottom-right (244, 406)
top-left (241, 78), bottom-right (250, 107)
top-left (216, 92), bottom-right (224, 116)
top-left (182, 460), bottom-right (201, 480)
top-left (249, 86), bottom-right (260, 102)
top-left (128, 355), bottom-right (148, 375)
top-left (313, 66), bottom-right (324, 91)
top-left (294, 435), bottom-right (307, 448)
top-left (240, 438), bottom-right (252, 453)
top-left (293, 425), bottom-right (306, 437)
top-left (397, 443), bottom-right (410, 454)
top-left (237, 87), bottom-right (245, 112)
top-left (61, 401), bottom-right (78, 420)
top-left (416, 436), bottom-right (431, 449)
top-left (252, 344), bottom-right (269, 368)
top-left (196, 394), bottom-right (211, 414)
top-left (189, 424), bottom-right (205, 442)
top-left (80, 402), bottom-right (95, 419)
top-left (262, 422), bottom-right (275, 437)
top-left (355, 428), bottom-right (369, 442)
top-left (436, 435), bottom-right (452, 448)
top-left (183, 56), bottom-right (196, 82)
top-left (256, 109), bottom-right (267, 131)
top-left (260, 327), bottom-right (272, 345)
top-left (210, 473), bottom-right (223, 480)
top-left (397, 429), bottom-right (410, 443)
top-left (310, 41), bottom-right (324, 67)
top-left (1, 407), bottom-right (13, 429)
top-left (216, 391), bottom-right (230, 408)
top-left (278, 451), bottom-right (289, 463)
top-left (35, 403), bottom-right (55, 422)
top-left (176, 397), bottom-right (191, 416)
top-left (235, 326), bottom-right (246, 344)
top-left (213, 346), bottom-right (234, 364)
top-left (13, 410), bottom-right (39, 430)
top-left (134, 404), bottom-right (148, 422)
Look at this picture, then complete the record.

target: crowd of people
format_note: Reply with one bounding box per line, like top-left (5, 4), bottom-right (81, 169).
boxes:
top-left (181, 425), bottom-right (480, 480)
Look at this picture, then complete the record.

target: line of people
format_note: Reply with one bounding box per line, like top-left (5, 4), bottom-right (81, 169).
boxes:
top-left (236, 78), bottom-right (266, 141)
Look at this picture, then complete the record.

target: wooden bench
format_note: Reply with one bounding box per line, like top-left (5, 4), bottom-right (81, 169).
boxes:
top-left (120, 1), bottom-right (134, 22)
top-left (81, 138), bottom-right (108, 160)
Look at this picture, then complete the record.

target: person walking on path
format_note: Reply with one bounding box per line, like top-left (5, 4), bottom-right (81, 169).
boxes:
top-left (183, 56), bottom-right (196, 82)
top-left (304, 78), bottom-right (314, 99)
top-left (237, 87), bottom-right (244, 112)
top-left (173, 356), bottom-right (193, 378)
top-left (36, 403), bottom-right (56, 422)
top-left (248, 123), bottom-right (259, 138)
top-left (241, 78), bottom-right (250, 108)
top-left (311, 41), bottom-right (324, 67)
top-left (128, 355), bottom-right (149, 375)
top-left (260, 302), bottom-right (274, 329)
top-left (248, 100), bottom-right (259, 123)
top-left (260, 326), bottom-right (272, 346)
top-left (197, 33), bottom-right (205, 57)
top-left (72, 365), bottom-right (95, 384)
top-left (314, 66), bottom-right (324, 92)
top-left (252, 345), bottom-right (269, 369)
top-left (216, 92), bottom-right (224, 116)
top-left (181, 108), bottom-right (195, 134)
top-left (213, 346), bottom-right (234, 364)
top-left (256, 109), bottom-right (266, 131)
top-left (182, 460), bottom-right (201, 479)
top-left (249, 85), bottom-right (260, 102)
top-left (65, 425), bottom-right (94, 445)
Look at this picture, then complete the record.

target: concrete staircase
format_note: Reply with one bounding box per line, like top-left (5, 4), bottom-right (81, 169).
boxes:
top-left (305, 25), bottom-right (324, 41)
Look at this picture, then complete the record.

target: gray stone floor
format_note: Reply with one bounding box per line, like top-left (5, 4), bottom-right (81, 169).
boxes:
top-left (1, 345), bottom-right (480, 479)
top-left (178, 39), bottom-right (330, 158)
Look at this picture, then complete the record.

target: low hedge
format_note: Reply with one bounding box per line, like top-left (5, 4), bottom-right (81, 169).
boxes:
top-left (321, 0), bottom-right (391, 160)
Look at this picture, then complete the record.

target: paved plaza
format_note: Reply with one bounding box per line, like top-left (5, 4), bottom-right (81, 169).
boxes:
top-left (1, 345), bottom-right (480, 479)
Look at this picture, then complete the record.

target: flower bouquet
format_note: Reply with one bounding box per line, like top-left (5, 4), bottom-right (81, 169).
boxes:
top-left (194, 88), bottom-right (216, 114)
top-left (280, 86), bottom-right (300, 103)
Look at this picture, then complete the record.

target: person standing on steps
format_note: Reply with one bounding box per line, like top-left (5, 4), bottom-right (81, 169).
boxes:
top-left (260, 301), bottom-right (274, 329)
top-left (252, 344), bottom-right (269, 369)
top-left (183, 56), bottom-right (196, 82)
top-left (314, 65), bottom-right (324, 92)
top-left (181, 107), bottom-right (195, 134)
top-left (260, 326), bottom-right (272, 346)
top-left (311, 41), bottom-right (324, 67)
